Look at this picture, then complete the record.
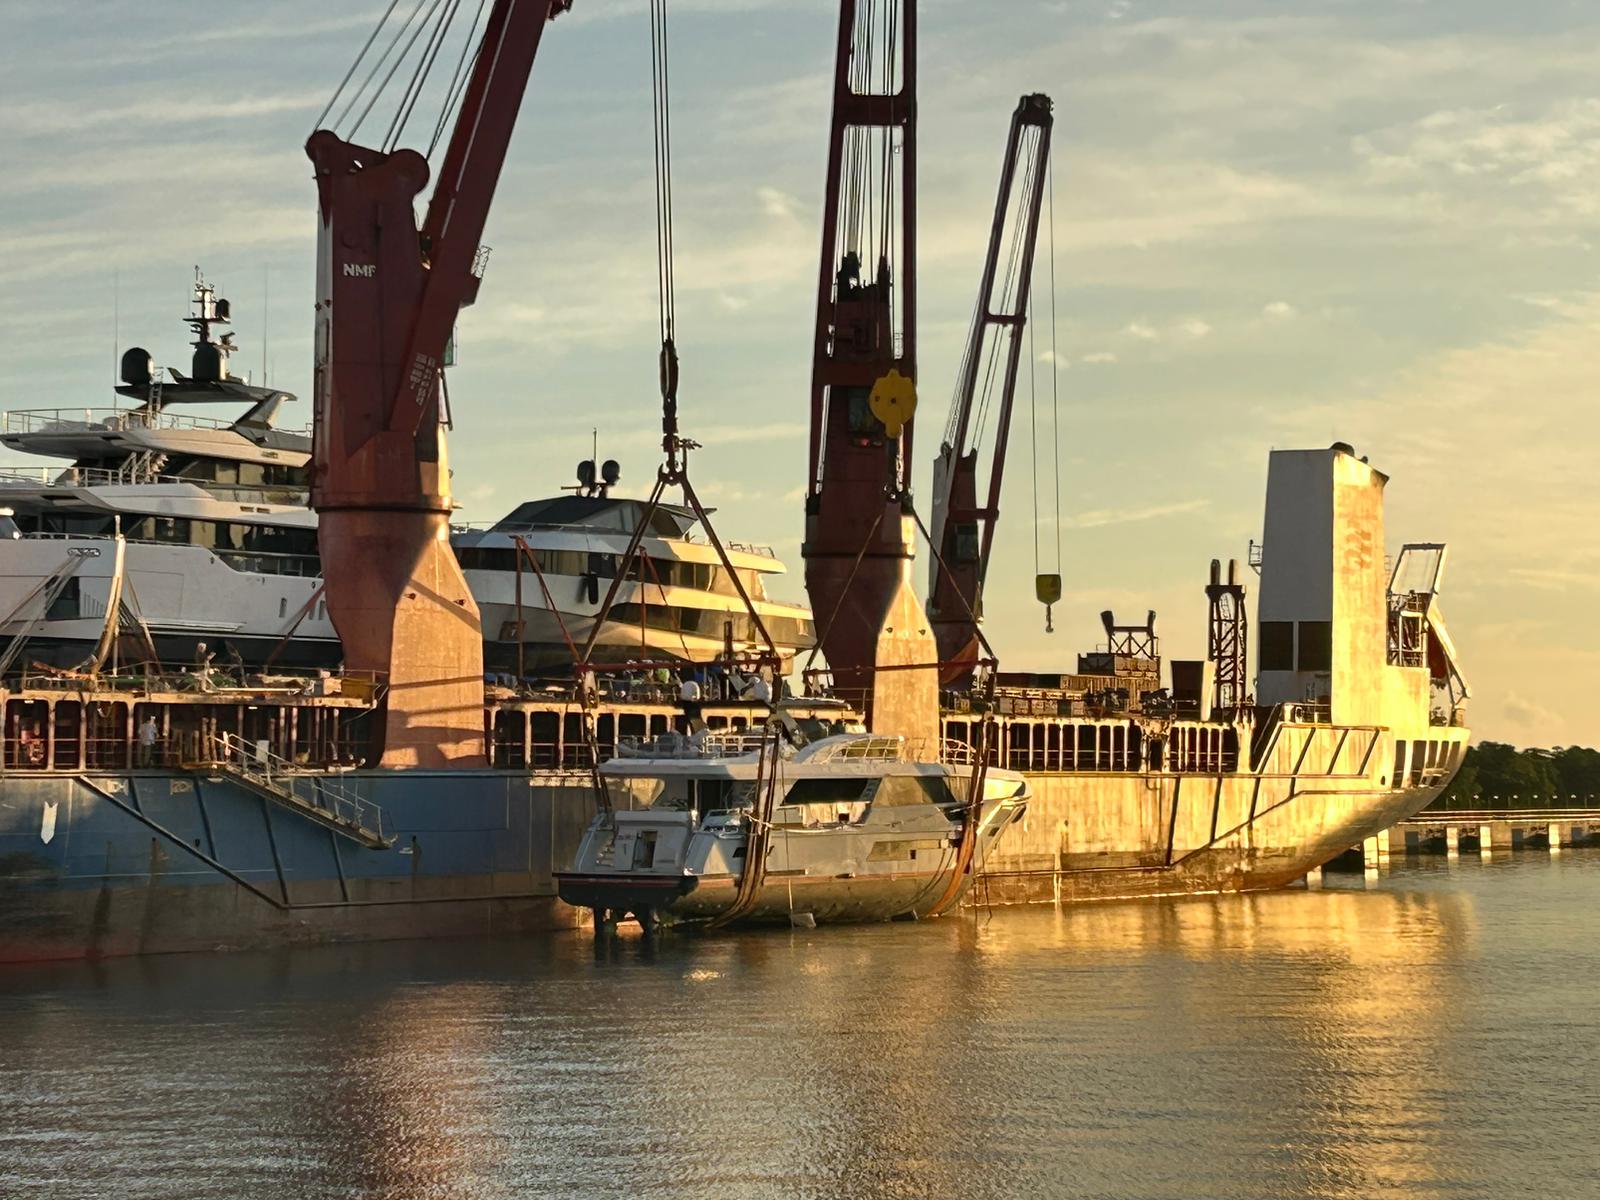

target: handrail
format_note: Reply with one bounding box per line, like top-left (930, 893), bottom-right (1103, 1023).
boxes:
top-left (0, 467), bottom-right (306, 495)
top-left (202, 731), bottom-right (394, 845)
top-left (0, 407), bottom-right (309, 437)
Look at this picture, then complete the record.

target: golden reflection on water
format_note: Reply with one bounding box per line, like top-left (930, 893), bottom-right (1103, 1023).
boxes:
top-left (8, 855), bottom-right (1600, 1200)
top-left (964, 886), bottom-right (1481, 1199)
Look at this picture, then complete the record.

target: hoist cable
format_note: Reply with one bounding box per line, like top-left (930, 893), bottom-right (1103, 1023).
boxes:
top-left (877, 0), bottom-right (897, 267)
top-left (315, 0), bottom-right (402, 132)
top-left (353, 0), bottom-right (448, 144)
top-left (648, 0), bottom-right (676, 345)
top-left (428, 0), bottom-right (487, 158)
top-left (1027, 289), bottom-right (1041, 578)
top-left (1047, 152), bottom-right (1063, 575)
top-left (336, 0), bottom-right (432, 134)
top-left (385, 0), bottom-right (463, 152)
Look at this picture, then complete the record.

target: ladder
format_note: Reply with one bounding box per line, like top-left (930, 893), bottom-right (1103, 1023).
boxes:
top-left (190, 732), bottom-right (396, 850)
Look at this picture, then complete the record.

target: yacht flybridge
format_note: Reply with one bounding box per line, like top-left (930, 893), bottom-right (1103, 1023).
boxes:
top-left (0, 275), bottom-right (814, 674)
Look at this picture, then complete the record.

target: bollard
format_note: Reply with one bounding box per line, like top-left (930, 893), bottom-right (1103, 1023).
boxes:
top-left (1305, 866), bottom-right (1323, 890)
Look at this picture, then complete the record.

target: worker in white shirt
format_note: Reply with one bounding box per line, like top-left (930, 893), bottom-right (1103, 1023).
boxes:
top-left (137, 715), bottom-right (160, 767)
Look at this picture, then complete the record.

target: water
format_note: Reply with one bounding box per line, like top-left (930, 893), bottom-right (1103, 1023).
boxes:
top-left (2, 853), bottom-right (1597, 1200)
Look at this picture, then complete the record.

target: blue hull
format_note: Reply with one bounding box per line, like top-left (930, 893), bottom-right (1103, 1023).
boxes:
top-left (0, 770), bottom-right (597, 962)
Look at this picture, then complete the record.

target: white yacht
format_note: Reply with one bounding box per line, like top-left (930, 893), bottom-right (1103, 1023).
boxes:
top-left (0, 275), bottom-right (814, 674)
top-left (556, 722), bottom-right (1031, 930)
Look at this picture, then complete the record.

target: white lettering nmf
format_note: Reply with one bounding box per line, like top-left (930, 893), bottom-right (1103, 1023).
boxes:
top-left (343, 263), bottom-right (376, 278)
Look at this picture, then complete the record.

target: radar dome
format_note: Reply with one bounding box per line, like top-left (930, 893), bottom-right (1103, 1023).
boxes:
top-left (119, 347), bottom-right (154, 387)
top-left (192, 341), bottom-right (223, 384)
top-left (601, 459), bottom-right (621, 486)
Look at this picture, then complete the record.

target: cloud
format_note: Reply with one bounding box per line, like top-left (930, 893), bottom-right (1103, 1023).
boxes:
top-left (1079, 351), bottom-right (1118, 364)
top-left (1124, 320), bottom-right (1159, 340)
top-left (1176, 317), bottom-right (1211, 340)
top-left (1502, 692), bottom-right (1561, 731)
top-left (1262, 300), bottom-right (1297, 321)
top-left (1066, 498), bottom-right (1208, 530)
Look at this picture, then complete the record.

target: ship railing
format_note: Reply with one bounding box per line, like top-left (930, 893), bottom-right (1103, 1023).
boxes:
top-left (615, 731), bottom-right (772, 759)
top-left (0, 466), bottom-right (305, 497)
top-left (804, 735), bottom-right (914, 764)
top-left (202, 731), bottom-right (394, 843)
top-left (0, 407), bottom-right (310, 437)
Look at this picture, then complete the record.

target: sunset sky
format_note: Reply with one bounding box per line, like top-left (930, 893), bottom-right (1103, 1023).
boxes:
top-left (3, 0), bottom-right (1596, 746)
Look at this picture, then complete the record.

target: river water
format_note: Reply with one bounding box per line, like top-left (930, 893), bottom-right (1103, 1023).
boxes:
top-left (2, 851), bottom-right (1597, 1200)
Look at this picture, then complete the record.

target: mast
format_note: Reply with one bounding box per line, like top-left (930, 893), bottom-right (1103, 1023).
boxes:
top-left (802, 0), bottom-right (918, 711)
top-left (927, 94), bottom-right (1054, 686)
top-left (304, 1), bottom-right (571, 767)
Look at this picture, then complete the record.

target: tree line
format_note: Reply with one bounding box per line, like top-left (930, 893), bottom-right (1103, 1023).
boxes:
top-left (1429, 742), bottom-right (1600, 811)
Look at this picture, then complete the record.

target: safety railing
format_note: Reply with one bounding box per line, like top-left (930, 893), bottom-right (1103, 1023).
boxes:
top-left (200, 731), bottom-right (393, 845)
top-left (615, 731), bottom-right (772, 759)
top-left (0, 407), bottom-right (309, 437)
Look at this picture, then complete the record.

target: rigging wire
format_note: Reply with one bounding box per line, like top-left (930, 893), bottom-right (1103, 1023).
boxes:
top-left (1027, 290), bottom-right (1040, 581)
top-left (649, 0), bottom-right (677, 347)
top-left (313, 0), bottom-right (403, 132)
top-left (1046, 152), bottom-right (1063, 576)
top-left (349, 0), bottom-right (450, 142)
top-left (384, 0), bottom-right (463, 152)
top-left (428, 0), bottom-right (488, 156)
top-left (334, 0), bottom-right (432, 134)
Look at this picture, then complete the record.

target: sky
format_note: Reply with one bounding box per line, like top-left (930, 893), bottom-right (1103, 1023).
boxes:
top-left (1, 0), bottom-right (1596, 747)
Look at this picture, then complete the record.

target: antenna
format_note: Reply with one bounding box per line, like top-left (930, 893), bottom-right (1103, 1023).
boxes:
top-left (111, 268), bottom-right (119, 384)
top-left (262, 264), bottom-right (269, 384)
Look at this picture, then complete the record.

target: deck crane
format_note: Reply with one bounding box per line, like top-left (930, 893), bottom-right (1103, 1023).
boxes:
top-left (802, 0), bottom-right (922, 720)
top-left (927, 94), bottom-right (1055, 687)
top-left (305, 1), bottom-right (572, 768)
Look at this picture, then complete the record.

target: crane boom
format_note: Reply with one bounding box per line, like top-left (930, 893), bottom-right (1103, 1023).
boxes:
top-left (801, 0), bottom-right (919, 711)
top-left (928, 93), bottom-right (1054, 686)
top-left (305, 0), bottom-right (571, 767)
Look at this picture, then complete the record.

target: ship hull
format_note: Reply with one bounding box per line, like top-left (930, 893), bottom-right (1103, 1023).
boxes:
top-left (0, 769), bottom-right (596, 963)
top-left (0, 751), bottom-right (1450, 962)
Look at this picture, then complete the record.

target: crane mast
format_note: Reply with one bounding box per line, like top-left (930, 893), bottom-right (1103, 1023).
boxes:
top-left (928, 94), bottom-right (1054, 686)
top-left (802, 0), bottom-right (919, 711)
top-left (305, 0), bottom-right (571, 767)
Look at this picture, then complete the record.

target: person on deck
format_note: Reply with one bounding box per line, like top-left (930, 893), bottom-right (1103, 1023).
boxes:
top-left (137, 715), bottom-right (159, 767)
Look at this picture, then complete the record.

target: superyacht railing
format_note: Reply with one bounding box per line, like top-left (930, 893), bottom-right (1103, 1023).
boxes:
top-left (0, 466), bottom-right (306, 498)
top-left (1, 407), bottom-right (309, 437)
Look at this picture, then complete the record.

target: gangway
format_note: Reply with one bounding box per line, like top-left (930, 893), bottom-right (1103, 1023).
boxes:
top-left (186, 731), bottom-right (395, 849)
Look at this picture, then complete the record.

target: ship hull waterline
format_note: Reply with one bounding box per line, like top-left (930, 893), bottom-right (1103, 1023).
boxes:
top-left (0, 761), bottom-right (1451, 963)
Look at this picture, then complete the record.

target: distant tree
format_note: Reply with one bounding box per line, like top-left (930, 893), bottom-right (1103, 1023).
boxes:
top-left (1428, 741), bottom-right (1593, 810)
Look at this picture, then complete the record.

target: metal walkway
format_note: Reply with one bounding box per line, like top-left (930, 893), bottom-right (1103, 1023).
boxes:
top-left (187, 732), bottom-right (396, 850)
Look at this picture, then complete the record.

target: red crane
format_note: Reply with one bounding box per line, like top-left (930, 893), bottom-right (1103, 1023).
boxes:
top-left (927, 94), bottom-right (1054, 686)
top-left (802, 0), bottom-right (919, 710)
top-left (305, 1), bottom-right (572, 767)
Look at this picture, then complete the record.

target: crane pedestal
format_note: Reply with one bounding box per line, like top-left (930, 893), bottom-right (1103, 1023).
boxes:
top-left (319, 508), bottom-right (485, 768)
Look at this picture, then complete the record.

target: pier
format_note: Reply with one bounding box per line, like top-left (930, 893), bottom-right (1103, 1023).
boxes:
top-left (1342, 808), bottom-right (1600, 870)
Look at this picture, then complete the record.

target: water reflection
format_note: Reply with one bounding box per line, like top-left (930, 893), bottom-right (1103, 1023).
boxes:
top-left (1, 854), bottom-right (1596, 1200)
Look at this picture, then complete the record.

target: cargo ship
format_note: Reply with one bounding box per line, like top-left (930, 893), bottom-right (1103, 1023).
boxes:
top-left (0, 2), bottom-right (1468, 960)
top-left (0, 440), bottom-right (1469, 959)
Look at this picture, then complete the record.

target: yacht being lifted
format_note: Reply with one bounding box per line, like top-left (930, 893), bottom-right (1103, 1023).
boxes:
top-left (0, 275), bottom-right (813, 674)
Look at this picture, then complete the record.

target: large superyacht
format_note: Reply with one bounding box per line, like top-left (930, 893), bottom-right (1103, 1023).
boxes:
top-left (0, 276), bottom-right (814, 675)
